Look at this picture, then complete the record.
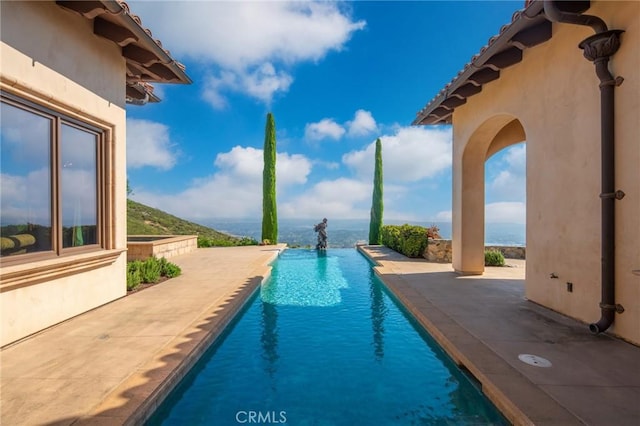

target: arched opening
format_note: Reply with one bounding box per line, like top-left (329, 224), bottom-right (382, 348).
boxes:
top-left (453, 115), bottom-right (526, 274)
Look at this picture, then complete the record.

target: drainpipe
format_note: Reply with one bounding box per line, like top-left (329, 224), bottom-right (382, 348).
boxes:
top-left (542, 1), bottom-right (625, 334)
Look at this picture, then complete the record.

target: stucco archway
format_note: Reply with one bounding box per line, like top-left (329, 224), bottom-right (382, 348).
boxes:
top-left (452, 115), bottom-right (526, 274)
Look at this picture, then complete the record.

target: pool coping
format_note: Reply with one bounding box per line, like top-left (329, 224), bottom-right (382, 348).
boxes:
top-left (356, 246), bottom-right (544, 425)
top-left (117, 247), bottom-right (283, 426)
top-left (119, 273), bottom-right (265, 426)
top-left (0, 245), bottom-right (285, 426)
top-left (357, 245), bottom-right (640, 426)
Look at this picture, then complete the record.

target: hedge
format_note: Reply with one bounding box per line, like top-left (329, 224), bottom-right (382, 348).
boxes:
top-left (380, 224), bottom-right (429, 258)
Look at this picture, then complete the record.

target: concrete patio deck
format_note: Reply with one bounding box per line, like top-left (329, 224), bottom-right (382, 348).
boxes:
top-left (1, 245), bottom-right (638, 425)
top-left (359, 245), bottom-right (640, 426)
top-left (0, 245), bottom-right (285, 425)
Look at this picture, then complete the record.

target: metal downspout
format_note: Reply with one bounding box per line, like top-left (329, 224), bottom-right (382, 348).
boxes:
top-left (543, 1), bottom-right (625, 334)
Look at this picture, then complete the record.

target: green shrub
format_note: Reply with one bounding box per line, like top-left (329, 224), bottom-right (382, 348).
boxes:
top-left (197, 236), bottom-right (258, 248)
top-left (126, 257), bottom-right (182, 291)
top-left (164, 263), bottom-right (182, 278)
top-left (158, 257), bottom-right (182, 278)
top-left (485, 249), bottom-right (505, 266)
top-left (237, 237), bottom-right (259, 246)
top-left (381, 224), bottom-right (429, 258)
top-left (127, 261), bottom-right (143, 290)
top-left (380, 225), bottom-right (400, 251)
top-left (401, 231), bottom-right (428, 257)
top-left (140, 256), bottom-right (162, 283)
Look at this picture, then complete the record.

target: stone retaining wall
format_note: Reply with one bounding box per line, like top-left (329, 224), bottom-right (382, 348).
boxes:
top-left (425, 239), bottom-right (453, 263)
top-left (424, 239), bottom-right (525, 263)
top-left (127, 235), bottom-right (198, 262)
top-left (485, 245), bottom-right (526, 260)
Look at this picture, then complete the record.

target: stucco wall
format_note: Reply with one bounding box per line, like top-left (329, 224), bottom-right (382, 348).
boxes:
top-left (0, 1), bottom-right (128, 346)
top-left (451, 1), bottom-right (639, 344)
top-left (0, 1), bottom-right (126, 108)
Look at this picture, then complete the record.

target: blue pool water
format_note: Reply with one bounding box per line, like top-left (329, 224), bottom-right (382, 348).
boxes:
top-left (148, 249), bottom-right (507, 425)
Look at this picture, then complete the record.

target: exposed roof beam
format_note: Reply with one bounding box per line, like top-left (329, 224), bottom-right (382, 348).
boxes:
top-left (146, 63), bottom-right (183, 82)
top-left (511, 19), bottom-right (552, 49)
top-left (123, 44), bottom-right (160, 66)
top-left (468, 68), bottom-right (500, 85)
top-left (441, 96), bottom-right (467, 109)
top-left (94, 17), bottom-right (138, 47)
top-left (452, 83), bottom-right (482, 98)
top-left (126, 62), bottom-right (164, 82)
top-left (483, 46), bottom-right (523, 70)
top-left (126, 83), bottom-right (160, 104)
top-left (56, 1), bottom-right (107, 19)
top-left (431, 106), bottom-right (454, 118)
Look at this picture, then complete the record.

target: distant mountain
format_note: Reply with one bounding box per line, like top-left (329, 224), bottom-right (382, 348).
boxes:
top-left (127, 199), bottom-right (240, 243)
top-left (206, 219), bottom-right (371, 248)
top-left (126, 202), bottom-right (525, 248)
top-left (206, 219), bottom-right (525, 248)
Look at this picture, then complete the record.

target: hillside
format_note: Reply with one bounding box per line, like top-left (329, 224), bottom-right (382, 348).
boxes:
top-left (127, 199), bottom-right (240, 242)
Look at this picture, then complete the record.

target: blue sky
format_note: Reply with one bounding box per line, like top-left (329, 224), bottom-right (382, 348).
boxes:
top-left (126, 0), bottom-right (526, 224)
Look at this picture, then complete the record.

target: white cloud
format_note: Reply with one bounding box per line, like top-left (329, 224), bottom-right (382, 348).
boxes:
top-left (435, 210), bottom-right (452, 221)
top-left (126, 119), bottom-right (178, 170)
top-left (243, 63), bottom-right (294, 104)
top-left (280, 179), bottom-right (415, 221)
top-left (130, 1), bottom-right (365, 107)
top-left (132, 146), bottom-right (312, 220)
top-left (214, 146), bottom-right (311, 187)
top-left (347, 109), bottom-right (377, 137)
top-left (204, 64), bottom-right (294, 109)
top-left (280, 178), bottom-right (371, 219)
top-left (343, 126), bottom-right (452, 182)
top-left (487, 143), bottom-right (526, 201)
top-left (485, 202), bottom-right (526, 224)
top-left (304, 118), bottom-right (346, 141)
top-left (305, 109), bottom-right (378, 141)
top-left (433, 202), bottom-right (525, 224)
top-left (314, 160), bottom-right (340, 170)
top-left (202, 71), bottom-right (236, 110)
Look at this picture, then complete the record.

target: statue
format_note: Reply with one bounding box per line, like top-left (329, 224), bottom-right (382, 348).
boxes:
top-left (314, 218), bottom-right (328, 250)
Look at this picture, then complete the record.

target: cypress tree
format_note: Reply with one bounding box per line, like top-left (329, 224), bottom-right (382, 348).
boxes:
top-left (369, 138), bottom-right (383, 244)
top-left (262, 112), bottom-right (278, 243)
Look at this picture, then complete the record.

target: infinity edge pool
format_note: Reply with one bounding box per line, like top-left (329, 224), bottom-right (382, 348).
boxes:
top-left (144, 247), bottom-right (511, 425)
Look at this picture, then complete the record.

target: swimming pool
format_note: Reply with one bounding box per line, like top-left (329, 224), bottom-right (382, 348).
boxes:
top-left (148, 249), bottom-right (507, 425)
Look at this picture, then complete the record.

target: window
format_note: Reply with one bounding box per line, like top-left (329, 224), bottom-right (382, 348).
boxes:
top-left (1, 93), bottom-right (104, 260)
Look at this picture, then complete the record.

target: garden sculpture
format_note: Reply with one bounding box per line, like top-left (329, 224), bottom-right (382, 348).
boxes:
top-left (314, 218), bottom-right (328, 250)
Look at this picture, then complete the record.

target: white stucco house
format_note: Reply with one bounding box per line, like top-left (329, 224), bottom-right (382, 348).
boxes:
top-left (413, 0), bottom-right (639, 344)
top-left (0, 0), bottom-right (190, 347)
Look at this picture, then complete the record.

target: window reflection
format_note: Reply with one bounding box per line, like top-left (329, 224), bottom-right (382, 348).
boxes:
top-left (61, 123), bottom-right (98, 248)
top-left (0, 102), bottom-right (52, 256)
top-left (1, 95), bottom-right (104, 258)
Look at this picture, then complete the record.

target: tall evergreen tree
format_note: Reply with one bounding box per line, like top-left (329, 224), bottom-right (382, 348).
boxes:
top-left (369, 138), bottom-right (383, 244)
top-left (262, 112), bottom-right (278, 243)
